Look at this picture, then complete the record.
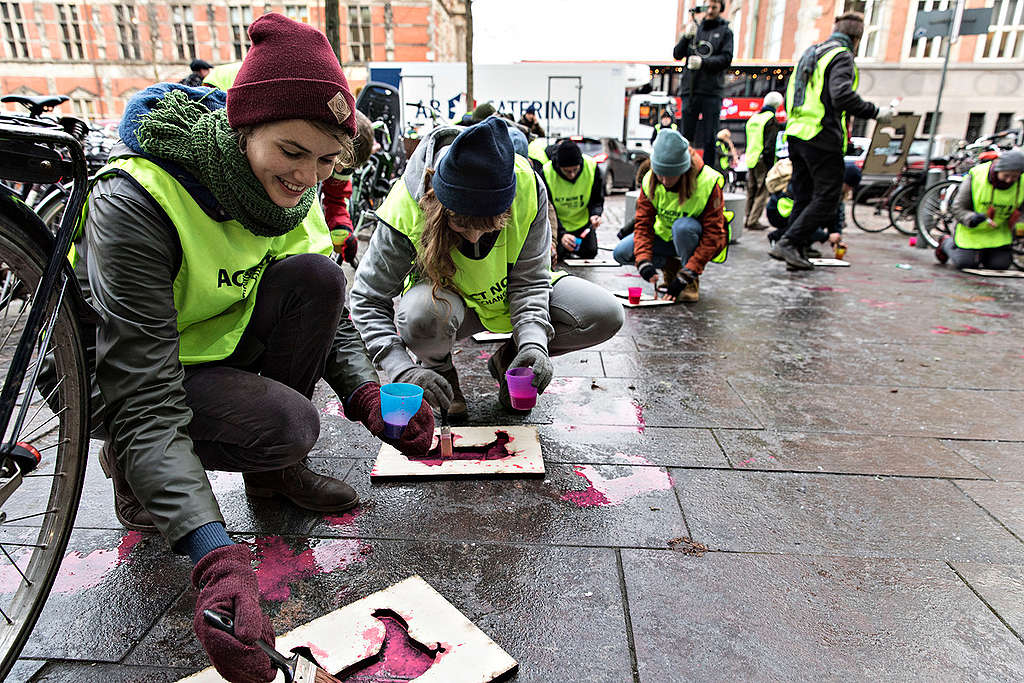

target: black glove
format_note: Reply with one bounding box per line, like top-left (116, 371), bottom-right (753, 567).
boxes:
top-left (665, 268), bottom-right (697, 298)
top-left (637, 261), bottom-right (657, 282)
top-left (678, 267), bottom-right (697, 284)
top-left (964, 212), bottom-right (987, 228)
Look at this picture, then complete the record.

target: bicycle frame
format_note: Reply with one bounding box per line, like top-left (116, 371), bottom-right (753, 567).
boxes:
top-left (0, 122), bottom-right (88, 457)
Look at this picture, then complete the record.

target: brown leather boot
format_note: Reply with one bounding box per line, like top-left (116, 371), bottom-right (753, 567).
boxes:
top-left (97, 443), bottom-right (157, 532)
top-left (679, 277), bottom-right (700, 303)
top-left (437, 365), bottom-right (468, 423)
top-left (243, 459), bottom-right (359, 513)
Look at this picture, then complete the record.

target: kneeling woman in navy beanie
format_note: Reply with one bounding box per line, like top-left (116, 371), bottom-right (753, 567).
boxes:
top-left (351, 116), bottom-right (624, 421)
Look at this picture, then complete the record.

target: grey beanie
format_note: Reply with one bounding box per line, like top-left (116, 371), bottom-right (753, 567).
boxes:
top-left (993, 149), bottom-right (1024, 172)
top-left (651, 129), bottom-right (691, 176)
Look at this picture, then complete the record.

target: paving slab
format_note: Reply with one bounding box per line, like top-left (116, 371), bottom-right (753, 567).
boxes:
top-left (942, 440), bottom-right (1024, 481)
top-left (950, 561), bottom-right (1024, 637)
top-left (131, 541), bottom-right (633, 683)
top-left (30, 662), bottom-right (187, 681)
top-left (537, 424), bottom-right (728, 467)
top-left (622, 550), bottom-right (1024, 681)
top-left (673, 469), bottom-right (1024, 561)
top-left (957, 481), bottom-right (1024, 539)
top-left (714, 429), bottom-right (988, 478)
top-left (5, 659), bottom-right (46, 683)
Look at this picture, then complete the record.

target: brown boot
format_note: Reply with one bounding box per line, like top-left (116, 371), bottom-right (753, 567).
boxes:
top-left (243, 459), bottom-right (359, 513)
top-left (679, 277), bottom-right (700, 303)
top-left (487, 341), bottom-right (531, 414)
top-left (437, 364), bottom-right (468, 423)
top-left (97, 443), bottom-right (157, 532)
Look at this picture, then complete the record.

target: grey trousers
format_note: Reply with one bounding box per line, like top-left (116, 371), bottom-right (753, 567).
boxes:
top-left (943, 238), bottom-right (1013, 270)
top-left (394, 275), bottom-right (624, 371)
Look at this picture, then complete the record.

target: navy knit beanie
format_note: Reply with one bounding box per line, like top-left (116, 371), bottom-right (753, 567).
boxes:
top-left (555, 140), bottom-right (584, 168)
top-left (434, 118), bottom-right (516, 216)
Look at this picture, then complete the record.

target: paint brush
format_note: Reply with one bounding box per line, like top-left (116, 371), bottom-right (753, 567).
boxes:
top-left (203, 609), bottom-right (341, 683)
top-left (439, 407), bottom-right (453, 459)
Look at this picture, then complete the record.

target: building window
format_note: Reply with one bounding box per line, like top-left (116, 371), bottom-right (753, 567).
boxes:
top-left (0, 1), bottom-right (28, 58)
top-left (285, 3), bottom-right (308, 23)
top-left (845, 0), bottom-right (885, 59)
top-left (348, 5), bottom-right (372, 63)
top-left (115, 4), bottom-right (141, 61)
top-left (994, 112), bottom-right (1015, 132)
top-left (229, 5), bottom-right (252, 60)
top-left (69, 93), bottom-right (97, 121)
top-left (764, 0), bottom-right (785, 60)
top-left (977, 0), bottom-right (1024, 60)
top-left (965, 112), bottom-right (986, 142)
top-left (908, 0), bottom-right (951, 59)
top-left (923, 111), bottom-right (942, 135)
top-left (172, 4), bottom-right (196, 61)
top-left (56, 4), bottom-right (85, 60)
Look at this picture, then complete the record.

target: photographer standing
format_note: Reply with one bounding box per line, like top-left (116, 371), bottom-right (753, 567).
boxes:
top-left (672, 1), bottom-right (733, 171)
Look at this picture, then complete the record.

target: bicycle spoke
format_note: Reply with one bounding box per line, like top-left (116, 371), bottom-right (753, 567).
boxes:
top-left (0, 545), bottom-right (30, 585)
top-left (1, 509), bottom-right (58, 524)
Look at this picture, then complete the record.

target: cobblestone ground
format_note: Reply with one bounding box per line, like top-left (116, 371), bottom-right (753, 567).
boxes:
top-left (7, 194), bottom-right (1024, 681)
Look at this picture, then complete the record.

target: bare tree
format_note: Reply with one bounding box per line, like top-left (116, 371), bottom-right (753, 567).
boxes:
top-left (465, 0), bottom-right (473, 109)
top-left (325, 0), bottom-right (342, 63)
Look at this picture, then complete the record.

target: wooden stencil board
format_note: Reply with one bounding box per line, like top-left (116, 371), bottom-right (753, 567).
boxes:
top-left (561, 258), bottom-right (621, 267)
top-left (471, 331), bottom-right (513, 343)
top-left (178, 575), bottom-right (518, 683)
top-left (809, 258), bottom-right (851, 267)
top-left (372, 425), bottom-right (544, 478)
top-left (962, 268), bottom-right (1024, 278)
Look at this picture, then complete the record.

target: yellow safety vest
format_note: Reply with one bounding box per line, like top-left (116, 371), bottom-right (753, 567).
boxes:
top-left (745, 110), bottom-right (775, 170)
top-left (785, 45), bottom-right (858, 154)
top-left (542, 155), bottom-right (597, 232)
top-left (955, 162), bottom-right (1024, 250)
top-left (642, 168), bottom-right (729, 263)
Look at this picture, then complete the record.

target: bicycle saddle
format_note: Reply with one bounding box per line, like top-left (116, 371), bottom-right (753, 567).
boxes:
top-left (1, 94), bottom-right (69, 117)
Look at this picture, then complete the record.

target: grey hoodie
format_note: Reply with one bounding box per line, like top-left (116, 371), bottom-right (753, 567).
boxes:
top-left (350, 125), bottom-right (554, 379)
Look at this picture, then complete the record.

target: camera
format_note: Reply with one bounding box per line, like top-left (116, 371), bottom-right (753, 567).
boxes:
top-left (689, 5), bottom-right (706, 14)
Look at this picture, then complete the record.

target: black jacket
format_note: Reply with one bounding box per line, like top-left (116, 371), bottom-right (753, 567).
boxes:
top-left (672, 18), bottom-right (734, 98)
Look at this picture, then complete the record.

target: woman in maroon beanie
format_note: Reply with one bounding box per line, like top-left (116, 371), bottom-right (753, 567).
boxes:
top-left (78, 13), bottom-right (433, 681)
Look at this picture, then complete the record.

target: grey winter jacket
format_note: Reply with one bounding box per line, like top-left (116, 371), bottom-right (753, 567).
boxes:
top-left (350, 126), bottom-right (554, 380)
top-left (83, 150), bottom-right (377, 547)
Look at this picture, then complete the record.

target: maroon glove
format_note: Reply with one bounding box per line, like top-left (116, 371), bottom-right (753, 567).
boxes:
top-left (347, 382), bottom-right (435, 456)
top-left (191, 544), bottom-right (276, 683)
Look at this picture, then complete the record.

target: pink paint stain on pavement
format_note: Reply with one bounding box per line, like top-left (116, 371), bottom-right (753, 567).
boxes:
top-left (618, 272), bottom-right (643, 278)
top-left (50, 531), bottom-right (144, 594)
top-left (560, 455), bottom-right (673, 507)
top-left (322, 400), bottom-right (345, 417)
top-left (253, 535), bottom-right (368, 602)
top-left (323, 508), bottom-right (361, 527)
top-left (476, 350), bottom-right (492, 360)
top-left (930, 325), bottom-right (991, 336)
top-left (950, 308), bottom-right (1011, 319)
top-left (859, 298), bottom-right (902, 309)
top-left (632, 398), bottom-right (646, 434)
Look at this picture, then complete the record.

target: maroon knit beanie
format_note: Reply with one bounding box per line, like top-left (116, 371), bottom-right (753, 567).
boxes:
top-left (227, 13), bottom-right (356, 136)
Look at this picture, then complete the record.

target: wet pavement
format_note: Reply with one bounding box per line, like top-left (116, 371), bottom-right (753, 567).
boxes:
top-left (9, 194), bottom-right (1024, 681)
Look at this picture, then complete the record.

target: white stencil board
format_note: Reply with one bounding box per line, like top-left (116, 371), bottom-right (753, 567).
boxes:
top-left (561, 258), bottom-right (621, 267)
top-left (809, 258), bottom-right (851, 267)
top-left (962, 268), bottom-right (1024, 278)
top-left (372, 425), bottom-right (544, 478)
top-left (471, 331), bottom-right (513, 343)
top-left (177, 575), bottom-right (517, 683)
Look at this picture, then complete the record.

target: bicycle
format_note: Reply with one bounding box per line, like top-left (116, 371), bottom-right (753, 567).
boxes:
top-left (348, 119), bottom-right (400, 243)
top-left (0, 117), bottom-right (93, 676)
top-left (851, 166), bottom-right (929, 235)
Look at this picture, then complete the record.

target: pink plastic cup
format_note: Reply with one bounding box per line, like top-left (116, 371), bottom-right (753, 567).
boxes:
top-left (505, 367), bottom-right (537, 410)
top-left (627, 286), bottom-right (642, 305)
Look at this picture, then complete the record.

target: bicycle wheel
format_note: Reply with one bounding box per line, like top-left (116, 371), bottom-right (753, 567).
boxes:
top-left (851, 183), bottom-right (894, 232)
top-left (0, 217), bottom-right (89, 676)
top-left (1012, 231), bottom-right (1024, 271)
top-left (888, 183), bottom-right (921, 235)
top-left (31, 185), bottom-right (69, 234)
top-left (915, 179), bottom-right (961, 249)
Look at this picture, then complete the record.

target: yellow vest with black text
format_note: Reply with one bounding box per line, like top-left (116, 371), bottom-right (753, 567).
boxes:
top-left (955, 162), bottom-right (1024, 250)
top-left (375, 156), bottom-right (540, 333)
top-left (89, 156), bottom-right (332, 364)
top-left (543, 155), bottom-right (596, 232)
top-left (785, 45), bottom-right (858, 154)
top-left (745, 110), bottom-right (775, 170)
top-left (527, 138), bottom-right (549, 166)
top-left (642, 167), bottom-right (728, 263)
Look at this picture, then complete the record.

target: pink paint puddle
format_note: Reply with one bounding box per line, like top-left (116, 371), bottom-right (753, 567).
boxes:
top-left (632, 398), bottom-right (646, 434)
top-left (0, 531), bottom-right (145, 596)
top-left (253, 536), bottom-right (368, 602)
top-left (859, 298), bottom-right (901, 309)
top-left (337, 609), bottom-right (445, 681)
top-left (476, 350), bottom-right (492, 360)
top-left (800, 285), bottom-right (850, 292)
top-left (409, 430), bottom-right (519, 467)
top-left (930, 325), bottom-right (991, 336)
top-left (950, 308), bottom-right (1011, 319)
top-left (560, 455), bottom-right (673, 507)
top-left (324, 509), bottom-right (361, 527)
top-left (323, 400), bottom-right (345, 417)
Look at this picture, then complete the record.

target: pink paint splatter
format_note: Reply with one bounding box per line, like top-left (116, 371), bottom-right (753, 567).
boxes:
top-left (476, 350), bottom-right (492, 360)
top-left (338, 609), bottom-right (444, 681)
top-left (303, 641), bottom-right (332, 663)
top-left (47, 531), bottom-right (144, 594)
top-left (950, 308), bottom-right (1011, 319)
top-left (859, 298), bottom-right (901, 309)
top-left (253, 536), bottom-right (368, 602)
top-left (560, 455), bottom-right (673, 507)
top-left (930, 325), bottom-right (991, 336)
top-left (632, 398), bottom-right (646, 434)
top-left (323, 509), bottom-right (361, 527)
top-left (322, 400), bottom-right (345, 417)
top-left (619, 272), bottom-right (643, 278)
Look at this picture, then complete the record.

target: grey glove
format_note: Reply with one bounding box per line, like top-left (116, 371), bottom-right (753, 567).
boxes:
top-left (394, 366), bottom-right (454, 411)
top-left (510, 343), bottom-right (554, 394)
top-left (875, 105), bottom-right (897, 124)
top-left (687, 55), bottom-right (702, 71)
top-left (964, 212), bottom-right (987, 228)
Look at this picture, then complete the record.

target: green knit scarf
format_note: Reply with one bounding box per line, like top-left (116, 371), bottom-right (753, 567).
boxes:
top-left (135, 90), bottom-right (313, 237)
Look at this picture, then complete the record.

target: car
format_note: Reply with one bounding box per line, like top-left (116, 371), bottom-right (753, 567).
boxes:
top-left (844, 136), bottom-right (871, 168)
top-left (553, 135), bottom-right (649, 193)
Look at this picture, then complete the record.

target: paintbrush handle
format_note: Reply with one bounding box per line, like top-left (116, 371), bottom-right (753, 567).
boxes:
top-left (202, 609), bottom-right (297, 682)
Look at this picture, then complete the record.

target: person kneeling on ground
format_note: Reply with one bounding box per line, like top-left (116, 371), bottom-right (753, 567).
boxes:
top-left (81, 14), bottom-right (433, 681)
top-left (545, 139), bottom-right (605, 261)
top-left (350, 118), bottom-right (623, 421)
top-left (612, 129), bottom-right (727, 302)
top-left (935, 149), bottom-right (1024, 270)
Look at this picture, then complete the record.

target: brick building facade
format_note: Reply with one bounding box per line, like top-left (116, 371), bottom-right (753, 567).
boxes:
top-left (676, 0), bottom-right (1024, 143)
top-left (0, 0), bottom-right (466, 121)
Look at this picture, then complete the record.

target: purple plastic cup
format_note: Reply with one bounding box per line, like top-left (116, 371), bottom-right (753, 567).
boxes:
top-left (627, 286), bottom-right (642, 305)
top-left (505, 367), bottom-right (537, 410)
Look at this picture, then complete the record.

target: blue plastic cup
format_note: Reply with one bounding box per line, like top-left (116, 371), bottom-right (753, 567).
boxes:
top-left (380, 383), bottom-right (424, 439)
top-left (574, 236), bottom-right (582, 251)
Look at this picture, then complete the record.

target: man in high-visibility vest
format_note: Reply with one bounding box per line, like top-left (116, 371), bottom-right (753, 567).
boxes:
top-left (650, 110), bottom-right (678, 143)
top-left (770, 12), bottom-right (893, 270)
top-left (936, 150), bottom-right (1024, 270)
top-left (743, 91), bottom-right (783, 230)
top-left (544, 140), bottom-right (605, 260)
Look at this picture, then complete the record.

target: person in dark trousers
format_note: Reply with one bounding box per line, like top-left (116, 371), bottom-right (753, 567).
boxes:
top-left (180, 58), bottom-right (212, 87)
top-left (770, 12), bottom-right (893, 270)
top-left (651, 110), bottom-right (678, 143)
top-left (543, 140), bottom-right (605, 260)
top-left (744, 91), bottom-right (783, 230)
top-left (672, 0), bottom-right (733, 169)
top-left (519, 104), bottom-right (545, 137)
